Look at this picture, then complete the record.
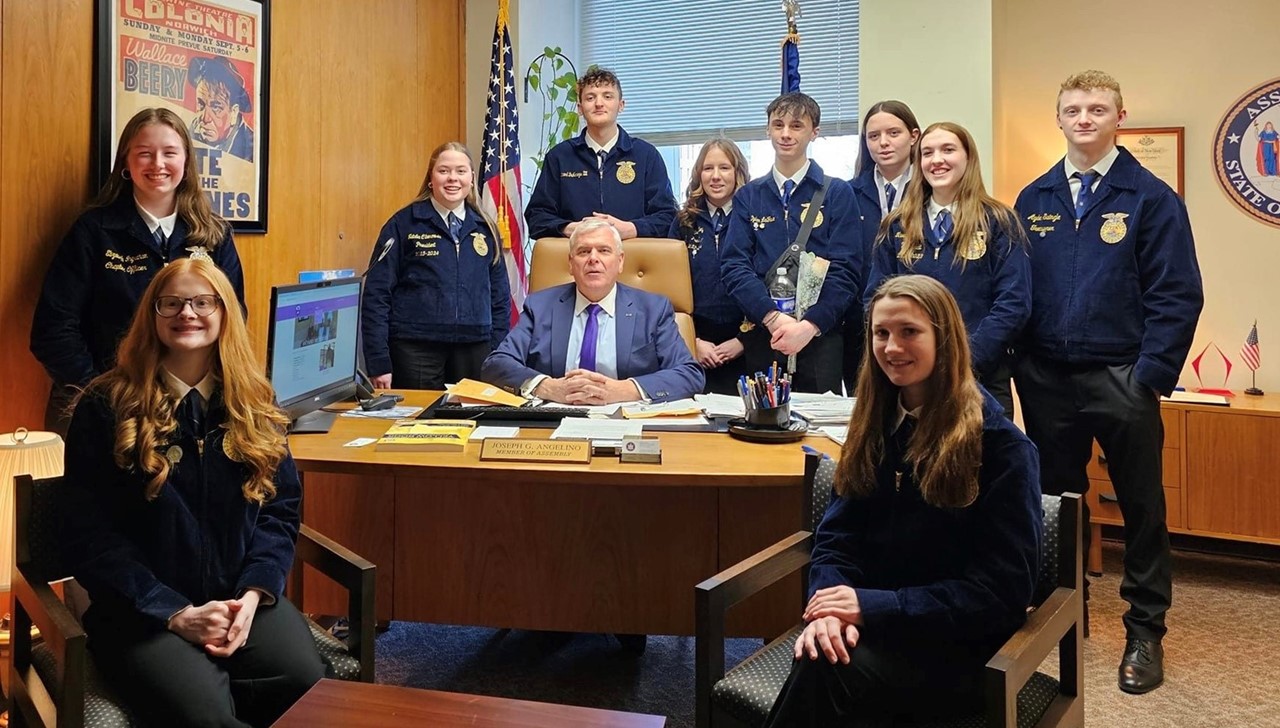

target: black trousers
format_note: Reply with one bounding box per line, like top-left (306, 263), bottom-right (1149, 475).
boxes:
top-left (84, 597), bottom-right (325, 728)
top-left (742, 327), bottom-right (844, 394)
top-left (979, 355), bottom-right (1015, 421)
top-left (763, 631), bottom-right (991, 727)
top-left (390, 338), bottom-right (491, 390)
top-left (695, 319), bottom-right (752, 396)
top-left (1015, 354), bottom-right (1170, 640)
top-left (44, 382), bottom-right (79, 437)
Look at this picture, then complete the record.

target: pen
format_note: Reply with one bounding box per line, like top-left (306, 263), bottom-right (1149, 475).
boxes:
top-left (800, 444), bottom-right (829, 459)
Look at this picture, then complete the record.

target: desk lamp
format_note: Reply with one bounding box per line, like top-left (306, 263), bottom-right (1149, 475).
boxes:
top-left (0, 428), bottom-right (65, 641)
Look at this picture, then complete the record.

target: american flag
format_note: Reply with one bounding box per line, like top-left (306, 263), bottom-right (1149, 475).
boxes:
top-left (479, 0), bottom-right (526, 326)
top-left (1241, 321), bottom-right (1261, 371)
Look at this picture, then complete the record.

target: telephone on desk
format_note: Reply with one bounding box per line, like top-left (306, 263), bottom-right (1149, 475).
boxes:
top-left (356, 370), bottom-right (403, 411)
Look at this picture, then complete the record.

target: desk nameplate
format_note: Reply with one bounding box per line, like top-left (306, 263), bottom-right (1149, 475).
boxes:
top-left (479, 437), bottom-right (592, 464)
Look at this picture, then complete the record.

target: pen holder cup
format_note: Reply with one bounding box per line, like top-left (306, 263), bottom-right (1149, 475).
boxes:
top-left (746, 403), bottom-right (791, 429)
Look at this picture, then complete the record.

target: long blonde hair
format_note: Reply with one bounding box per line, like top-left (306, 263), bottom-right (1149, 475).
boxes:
top-left (878, 122), bottom-right (1025, 271)
top-left (836, 275), bottom-right (984, 508)
top-left (85, 258), bottom-right (289, 503)
top-left (675, 137), bottom-right (749, 234)
top-left (93, 108), bottom-right (230, 250)
top-left (413, 141), bottom-right (502, 265)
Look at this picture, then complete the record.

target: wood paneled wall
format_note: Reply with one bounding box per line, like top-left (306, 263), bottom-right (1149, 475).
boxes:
top-left (0, 0), bottom-right (465, 433)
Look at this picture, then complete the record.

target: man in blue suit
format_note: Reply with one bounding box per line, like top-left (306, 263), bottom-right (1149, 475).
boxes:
top-left (482, 218), bottom-right (703, 404)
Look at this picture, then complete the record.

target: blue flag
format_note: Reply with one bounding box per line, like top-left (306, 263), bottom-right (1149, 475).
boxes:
top-left (781, 34), bottom-right (801, 93)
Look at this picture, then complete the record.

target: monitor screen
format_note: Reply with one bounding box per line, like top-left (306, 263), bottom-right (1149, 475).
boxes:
top-left (266, 278), bottom-right (362, 431)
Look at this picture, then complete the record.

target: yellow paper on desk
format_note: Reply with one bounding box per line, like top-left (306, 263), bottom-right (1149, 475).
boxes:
top-left (448, 378), bottom-right (526, 407)
top-left (620, 401), bottom-right (704, 418)
top-left (376, 419), bottom-right (477, 452)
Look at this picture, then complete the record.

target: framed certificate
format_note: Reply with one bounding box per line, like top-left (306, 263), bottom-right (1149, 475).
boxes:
top-left (96, 0), bottom-right (271, 232)
top-left (1117, 127), bottom-right (1184, 196)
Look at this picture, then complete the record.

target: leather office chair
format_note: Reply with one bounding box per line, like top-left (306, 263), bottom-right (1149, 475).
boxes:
top-left (529, 236), bottom-right (698, 357)
top-left (8, 474), bottom-right (377, 728)
top-left (694, 454), bottom-right (1084, 728)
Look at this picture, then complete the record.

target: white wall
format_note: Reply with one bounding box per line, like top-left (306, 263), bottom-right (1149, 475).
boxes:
top-left (860, 0), bottom-right (995, 186)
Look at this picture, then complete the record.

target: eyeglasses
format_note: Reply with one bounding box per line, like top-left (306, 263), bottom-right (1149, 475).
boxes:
top-left (155, 294), bottom-right (222, 318)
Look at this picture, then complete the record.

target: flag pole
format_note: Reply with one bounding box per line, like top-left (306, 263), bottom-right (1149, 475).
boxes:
top-left (1246, 319), bottom-right (1264, 395)
top-left (495, 0), bottom-right (511, 250)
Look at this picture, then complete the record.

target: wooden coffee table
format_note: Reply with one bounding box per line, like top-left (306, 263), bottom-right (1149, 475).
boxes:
top-left (273, 679), bottom-right (667, 727)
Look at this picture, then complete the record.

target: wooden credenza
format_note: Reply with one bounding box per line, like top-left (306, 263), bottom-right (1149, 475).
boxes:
top-left (1085, 393), bottom-right (1280, 572)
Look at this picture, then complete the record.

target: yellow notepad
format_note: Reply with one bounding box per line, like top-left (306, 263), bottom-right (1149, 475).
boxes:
top-left (375, 419), bottom-right (478, 452)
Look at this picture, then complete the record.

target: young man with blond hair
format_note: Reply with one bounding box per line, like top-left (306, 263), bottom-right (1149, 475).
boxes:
top-left (1014, 70), bottom-right (1203, 694)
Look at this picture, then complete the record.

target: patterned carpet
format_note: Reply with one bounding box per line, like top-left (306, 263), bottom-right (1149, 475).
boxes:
top-left (374, 541), bottom-right (1280, 727)
top-left (1076, 542), bottom-right (1280, 727)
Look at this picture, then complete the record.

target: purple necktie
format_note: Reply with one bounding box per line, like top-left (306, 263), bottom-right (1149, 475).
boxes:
top-left (579, 303), bottom-right (602, 372)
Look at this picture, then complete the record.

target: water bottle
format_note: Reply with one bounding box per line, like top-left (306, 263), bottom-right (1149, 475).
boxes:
top-left (769, 267), bottom-right (796, 315)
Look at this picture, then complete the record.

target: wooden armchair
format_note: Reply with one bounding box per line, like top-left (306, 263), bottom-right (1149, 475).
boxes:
top-left (695, 454), bottom-right (1084, 728)
top-left (8, 474), bottom-right (377, 728)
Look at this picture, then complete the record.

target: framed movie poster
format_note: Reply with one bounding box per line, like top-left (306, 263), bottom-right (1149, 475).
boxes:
top-left (96, 0), bottom-right (271, 232)
top-left (1117, 126), bottom-right (1184, 197)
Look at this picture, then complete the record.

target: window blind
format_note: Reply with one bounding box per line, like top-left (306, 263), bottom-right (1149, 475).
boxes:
top-left (581, 0), bottom-right (859, 146)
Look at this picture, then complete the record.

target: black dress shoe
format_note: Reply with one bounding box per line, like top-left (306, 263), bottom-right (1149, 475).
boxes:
top-left (1118, 638), bottom-right (1164, 694)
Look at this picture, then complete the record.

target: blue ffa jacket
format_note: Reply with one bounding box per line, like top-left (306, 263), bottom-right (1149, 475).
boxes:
top-left (361, 200), bottom-right (512, 378)
top-left (865, 212), bottom-right (1032, 375)
top-left (30, 196), bottom-right (244, 387)
top-left (62, 387), bottom-right (302, 627)
top-left (524, 127), bottom-right (676, 239)
top-left (481, 282), bottom-right (704, 402)
top-left (809, 393), bottom-right (1043, 645)
top-left (1015, 147), bottom-right (1203, 395)
top-left (668, 210), bottom-right (743, 329)
top-left (719, 162), bottom-right (862, 334)
top-left (850, 169), bottom-right (886, 286)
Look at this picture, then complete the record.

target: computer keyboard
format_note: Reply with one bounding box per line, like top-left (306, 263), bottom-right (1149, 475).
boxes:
top-left (424, 403), bottom-right (591, 421)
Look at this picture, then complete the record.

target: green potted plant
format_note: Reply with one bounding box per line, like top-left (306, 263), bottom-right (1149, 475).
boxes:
top-left (522, 47), bottom-right (581, 179)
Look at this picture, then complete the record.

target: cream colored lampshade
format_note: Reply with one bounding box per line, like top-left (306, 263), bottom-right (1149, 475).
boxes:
top-left (0, 428), bottom-right (65, 591)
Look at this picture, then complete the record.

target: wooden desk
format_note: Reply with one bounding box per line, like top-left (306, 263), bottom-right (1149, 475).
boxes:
top-left (273, 679), bottom-right (667, 727)
top-left (1084, 394), bottom-right (1280, 574)
top-left (291, 393), bottom-right (838, 636)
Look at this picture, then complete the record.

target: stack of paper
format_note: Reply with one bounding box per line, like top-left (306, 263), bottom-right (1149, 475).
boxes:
top-left (694, 393), bottom-right (746, 418)
top-left (1163, 391), bottom-right (1230, 406)
top-left (620, 399), bottom-right (703, 418)
top-left (550, 418), bottom-right (644, 445)
top-left (790, 392), bottom-right (857, 425)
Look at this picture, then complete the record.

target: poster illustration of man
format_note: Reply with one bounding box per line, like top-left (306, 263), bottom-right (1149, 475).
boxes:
top-left (188, 55), bottom-right (255, 162)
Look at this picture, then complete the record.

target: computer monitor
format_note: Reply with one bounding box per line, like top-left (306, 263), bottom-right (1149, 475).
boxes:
top-left (266, 278), bottom-right (363, 433)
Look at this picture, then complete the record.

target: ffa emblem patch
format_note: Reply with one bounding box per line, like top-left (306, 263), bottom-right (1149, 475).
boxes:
top-left (1099, 213), bottom-right (1129, 244)
top-left (1212, 77), bottom-right (1280, 230)
top-left (165, 445), bottom-right (183, 466)
top-left (185, 246), bottom-right (213, 262)
top-left (799, 202), bottom-right (824, 228)
top-left (471, 232), bottom-right (489, 256)
top-left (962, 231), bottom-right (987, 260)
top-left (616, 161), bottom-right (637, 184)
